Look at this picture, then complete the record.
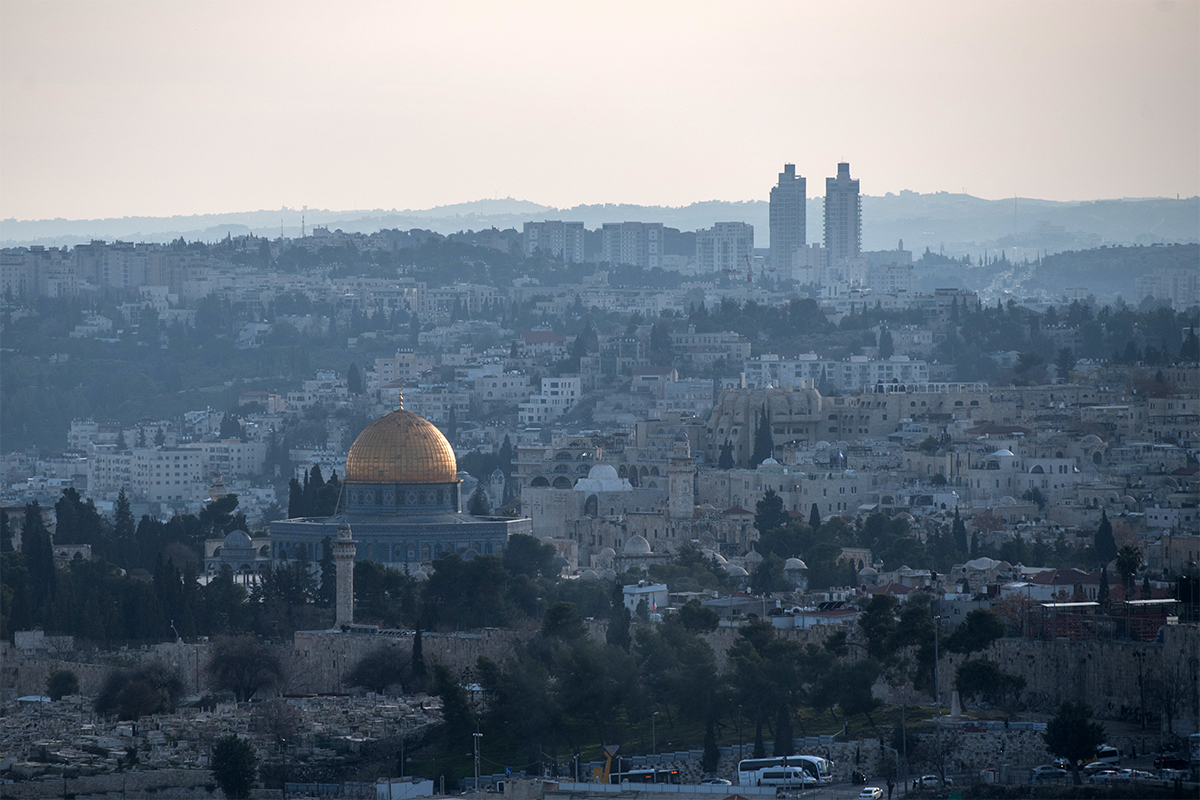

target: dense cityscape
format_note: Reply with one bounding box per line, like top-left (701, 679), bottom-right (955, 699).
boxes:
top-left (1, 154), bottom-right (1197, 799)
top-left (2, 2), bottom-right (1199, 799)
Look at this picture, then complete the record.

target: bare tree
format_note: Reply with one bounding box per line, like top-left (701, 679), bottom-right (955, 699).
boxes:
top-left (206, 635), bottom-right (284, 702)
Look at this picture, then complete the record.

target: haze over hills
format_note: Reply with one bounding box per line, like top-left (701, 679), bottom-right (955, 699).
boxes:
top-left (2, 192), bottom-right (1197, 260)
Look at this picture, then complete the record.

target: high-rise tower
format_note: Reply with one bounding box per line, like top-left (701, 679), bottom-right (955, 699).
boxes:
top-left (824, 162), bottom-right (861, 263)
top-left (769, 164), bottom-right (806, 273)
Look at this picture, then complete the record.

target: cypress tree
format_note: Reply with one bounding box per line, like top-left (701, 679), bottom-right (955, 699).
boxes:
top-left (809, 503), bottom-right (822, 531)
top-left (952, 507), bottom-right (968, 556)
top-left (750, 404), bottom-right (772, 467)
top-left (718, 439), bottom-right (734, 470)
top-left (287, 479), bottom-right (303, 519)
top-left (1094, 510), bottom-right (1116, 566)
top-left (411, 622), bottom-right (426, 677)
top-left (318, 537), bottom-right (336, 608)
top-left (23, 501), bottom-right (56, 609)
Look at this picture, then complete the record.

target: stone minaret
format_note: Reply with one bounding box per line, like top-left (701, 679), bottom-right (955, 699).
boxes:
top-left (667, 433), bottom-right (695, 520)
top-left (333, 521), bottom-right (356, 628)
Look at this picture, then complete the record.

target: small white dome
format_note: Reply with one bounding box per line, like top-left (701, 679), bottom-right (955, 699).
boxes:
top-left (580, 569), bottom-right (600, 580)
top-left (991, 448), bottom-right (1015, 457)
top-left (998, 496), bottom-right (1018, 505)
top-left (623, 534), bottom-right (652, 555)
top-left (784, 557), bottom-right (808, 571)
top-left (726, 564), bottom-right (749, 577)
top-left (743, 548), bottom-right (763, 564)
top-left (589, 464), bottom-right (619, 481)
top-left (600, 568), bottom-right (617, 580)
top-left (223, 530), bottom-right (253, 549)
top-left (858, 566), bottom-right (878, 577)
top-left (599, 546), bottom-right (616, 559)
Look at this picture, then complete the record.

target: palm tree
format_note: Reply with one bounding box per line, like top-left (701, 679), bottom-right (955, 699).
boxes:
top-left (1114, 544), bottom-right (1142, 597)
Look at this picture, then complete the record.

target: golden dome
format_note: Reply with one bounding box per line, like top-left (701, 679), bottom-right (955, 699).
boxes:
top-left (344, 403), bottom-right (458, 485)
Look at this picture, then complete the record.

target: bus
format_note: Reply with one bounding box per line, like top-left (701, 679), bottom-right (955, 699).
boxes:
top-left (609, 769), bottom-right (682, 785)
top-left (737, 756), bottom-right (834, 786)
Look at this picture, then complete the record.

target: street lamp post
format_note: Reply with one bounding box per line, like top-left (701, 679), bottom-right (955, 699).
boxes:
top-left (653, 711), bottom-right (659, 757)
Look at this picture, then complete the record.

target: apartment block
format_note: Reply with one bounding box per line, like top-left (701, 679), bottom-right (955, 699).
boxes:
top-left (519, 377), bottom-right (582, 426)
top-left (695, 222), bottom-right (754, 274)
top-left (523, 221), bottom-right (586, 263)
top-left (131, 448), bottom-right (206, 504)
top-left (600, 222), bottom-right (664, 269)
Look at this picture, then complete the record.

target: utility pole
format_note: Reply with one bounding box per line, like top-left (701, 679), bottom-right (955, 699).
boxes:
top-left (932, 610), bottom-right (942, 785)
top-left (653, 711), bottom-right (659, 756)
top-left (473, 732), bottom-right (482, 793)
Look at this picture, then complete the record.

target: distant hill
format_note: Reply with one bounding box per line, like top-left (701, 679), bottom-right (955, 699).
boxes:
top-left (2, 193), bottom-right (1196, 258)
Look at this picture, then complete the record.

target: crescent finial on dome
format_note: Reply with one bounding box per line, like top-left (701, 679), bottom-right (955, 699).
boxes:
top-left (397, 387), bottom-right (404, 410)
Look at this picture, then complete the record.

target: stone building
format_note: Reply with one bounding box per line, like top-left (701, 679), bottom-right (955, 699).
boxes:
top-left (269, 393), bottom-right (531, 568)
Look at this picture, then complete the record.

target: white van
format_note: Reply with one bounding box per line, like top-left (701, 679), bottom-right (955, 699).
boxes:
top-left (757, 768), bottom-right (815, 788)
top-left (1093, 745), bottom-right (1120, 765)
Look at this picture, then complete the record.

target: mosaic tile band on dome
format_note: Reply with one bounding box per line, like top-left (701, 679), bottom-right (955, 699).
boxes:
top-left (343, 396), bottom-right (458, 485)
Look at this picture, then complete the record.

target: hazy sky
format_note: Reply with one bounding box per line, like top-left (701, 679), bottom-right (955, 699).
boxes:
top-left (2, 0), bottom-right (1197, 220)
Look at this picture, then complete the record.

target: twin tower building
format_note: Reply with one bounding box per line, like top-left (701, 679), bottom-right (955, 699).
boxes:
top-left (769, 161), bottom-right (861, 274)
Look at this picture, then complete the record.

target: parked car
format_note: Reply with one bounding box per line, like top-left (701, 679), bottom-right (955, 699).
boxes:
top-left (1051, 758), bottom-right (1070, 770)
top-left (858, 789), bottom-right (883, 800)
top-left (961, 723), bottom-right (988, 732)
top-left (1031, 765), bottom-right (1068, 781)
top-left (917, 775), bottom-right (953, 787)
top-left (1089, 769), bottom-right (1122, 784)
top-left (700, 779), bottom-right (732, 786)
top-left (1154, 755), bottom-right (1189, 770)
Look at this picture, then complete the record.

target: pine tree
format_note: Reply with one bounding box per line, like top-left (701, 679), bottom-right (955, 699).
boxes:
top-left (468, 485), bottom-right (490, 516)
top-left (154, 428), bottom-right (166, 447)
top-left (136, 428), bottom-right (147, 448)
top-left (116, 429), bottom-right (127, 450)
top-left (0, 509), bottom-right (11, 552)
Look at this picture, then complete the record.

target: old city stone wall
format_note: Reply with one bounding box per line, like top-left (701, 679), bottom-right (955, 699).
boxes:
top-left (1, 768), bottom-right (216, 799)
top-left (939, 624), bottom-right (1200, 728)
top-left (288, 627), bottom-right (531, 694)
top-left (6, 620), bottom-right (1197, 734)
